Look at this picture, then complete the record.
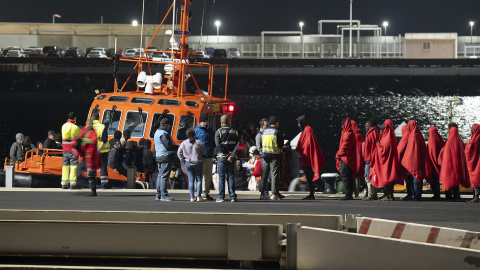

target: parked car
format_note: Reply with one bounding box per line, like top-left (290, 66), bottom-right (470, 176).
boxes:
top-left (87, 49), bottom-right (107, 58)
top-left (106, 48), bottom-right (123, 57)
top-left (228, 48), bottom-right (241, 58)
top-left (205, 47), bottom-right (215, 56)
top-left (46, 48), bottom-right (64, 57)
top-left (3, 46), bottom-right (21, 56)
top-left (123, 48), bottom-right (141, 58)
top-left (134, 50), bottom-right (150, 59)
top-left (212, 49), bottom-right (228, 58)
top-left (189, 50), bottom-right (211, 62)
top-left (27, 49), bottom-right (45, 58)
top-left (85, 47), bottom-right (106, 57)
top-left (42, 46), bottom-right (59, 55)
top-left (6, 49), bottom-right (25, 58)
top-left (22, 46), bottom-right (38, 57)
top-left (64, 48), bottom-right (84, 58)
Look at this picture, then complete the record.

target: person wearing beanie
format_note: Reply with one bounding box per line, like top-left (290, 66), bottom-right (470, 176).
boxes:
top-left (214, 114), bottom-right (240, 202)
top-left (259, 115), bottom-right (284, 200)
top-left (154, 117), bottom-right (176, 201)
top-left (195, 113), bottom-right (216, 200)
top-left (61, 111), bottom-right (80, 189)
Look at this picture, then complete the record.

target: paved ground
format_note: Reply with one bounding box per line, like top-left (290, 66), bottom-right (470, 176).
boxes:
top-left (1, 188), bottom-right (479, 232)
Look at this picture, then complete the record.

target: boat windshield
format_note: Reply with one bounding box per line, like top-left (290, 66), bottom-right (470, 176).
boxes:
top-left (123, 111), bottom-right (148, 138)
top-left (176, 115), bottom-right (195, 141)
top-left (102, 109), bottom-right (122, 136)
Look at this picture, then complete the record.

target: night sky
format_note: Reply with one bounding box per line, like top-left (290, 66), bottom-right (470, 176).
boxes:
top-left (1, 0), bottom-right (479, 37)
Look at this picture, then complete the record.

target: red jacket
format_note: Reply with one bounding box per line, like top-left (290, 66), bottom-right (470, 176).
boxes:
top-left (398, 120), bottom-right (431, 183)
top-left (465, 124), bottom-right (480, 188)
top-left (336, 118), bottom-right (357, 176)
top-left (351, 120), bottom-right (364, 176)
top-left (370, 119), bottom-right (401, 188)
top-left (78, 126), bottom-right (101, 171)
top-left (251, 156), bottom-right (262, 182)
top-left (439, 127), bottom-right (470, 190)
top-left (296, 125), bottom-right (326, 181)
top-left (364, 126), bottom-right (380, 163)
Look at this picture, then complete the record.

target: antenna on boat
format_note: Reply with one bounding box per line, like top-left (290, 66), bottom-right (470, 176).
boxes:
top-left (140, 0), bottom-right (145, 53)
top-left (170, 0), bottom-right (176, 90)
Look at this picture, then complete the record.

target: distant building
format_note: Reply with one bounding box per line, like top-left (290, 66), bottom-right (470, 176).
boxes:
top-left (404, 33), bottom-right (457, 59)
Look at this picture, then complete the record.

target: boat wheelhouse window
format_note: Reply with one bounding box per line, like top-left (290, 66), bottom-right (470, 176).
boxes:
top-left (215, 113), bottom-right (221, 131)
top-left (131, 97), bottom-right (154, 104)
top-left (101, 109), bottom-right (122, 136)
top-left (185, 101), bottom-right (199, 107)
top-left (97, 95), bottom-right (107, 100)
top-left (108, 96), bottom-right (128, 102)
top-left (176, 115), bottom-right (195, 141)
top-left (123, 111), bottom-right (148, 138)
top-left (88, 107), bottom-right (100, 124)
top-left (158, 99), bottom-right (181, 106)
top-left (208, 114), bottom-right (214, 131)
top-left (149, 113), bottom-right (176, 138)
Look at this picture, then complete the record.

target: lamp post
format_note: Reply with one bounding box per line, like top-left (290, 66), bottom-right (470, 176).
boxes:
top-left (470, 21), bottom-right (475, 43)
top-left (52, 14), bottom-right (61, 24)
top-left (215, 20), bottom-right (221, 44)
top-left (132, 20), bottom-right (138, 26)
top-left (383, 21), bottom-right (388, 58)
top-left (299, 22), bottom-right (304, 58)
top-left (299, 21), bottom-right (304, 32)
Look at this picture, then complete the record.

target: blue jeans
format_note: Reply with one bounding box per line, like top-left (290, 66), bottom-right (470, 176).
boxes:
top-left (156, 161), bottom-right (172, 197)
top-left (412, 175), bottom-right (423, 200)
top-left (217, 157), bottom-right (236, 200)
top-left (185, 162), bottom-right (203, 198)
top-left (364, 163), bottom-right (371, 184)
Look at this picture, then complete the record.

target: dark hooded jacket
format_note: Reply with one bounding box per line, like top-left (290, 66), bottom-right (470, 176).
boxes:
top-left (10, 133), bottom-right (25, 163)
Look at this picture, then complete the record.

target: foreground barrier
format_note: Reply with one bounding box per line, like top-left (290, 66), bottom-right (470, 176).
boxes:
top-left (357, 217), bottom-right (480, 250)
top-left (0, 220), bottom-right (282, 262)
top-left (0, 210), bottom-right (344, 233)
top-left (297, 226), bottom-right (480, 270)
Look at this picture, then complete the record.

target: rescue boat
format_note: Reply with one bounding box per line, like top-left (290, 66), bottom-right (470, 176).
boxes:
top-left (5, 0), bottom-right (235, 188)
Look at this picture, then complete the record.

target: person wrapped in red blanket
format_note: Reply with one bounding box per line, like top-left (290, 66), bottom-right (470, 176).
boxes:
top-left (438, 123), bottom-right (470, 202)
top-left (465, 124), bottom-right (480, 203)
top-left (296, 115), bottom-right (326, 200)
top-left (351, 120), bottom-right (364, 198)
top-left (336, 117), bottom-right (356, 200)
top-left (426, 126), bottom-right (445, 200)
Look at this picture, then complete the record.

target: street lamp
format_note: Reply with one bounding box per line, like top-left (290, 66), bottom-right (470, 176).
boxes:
top-left (215, 20), bottom-right (221, 44)
top-left (470, 21), bottom-right (475, 43)
top-left (299, 21), bottom-right (304, 32)
top-left (52, 14), bottom-right (61, 24)
top-left (132, 20), bottom-right (138, 26)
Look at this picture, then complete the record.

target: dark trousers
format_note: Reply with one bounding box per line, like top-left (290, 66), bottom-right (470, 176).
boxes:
top-left (430, 172), bottom-right (441, 199)
top-left (217, 157), bottom-right (236, 200)
top-left (340, 160), bottom-right (353, 196)
top-left (87, 168), bottom-right (97, 192)
top-left (305, 166), bottom-right (315, 195)
top-left (100, 152), bottom-right (109, 187)
top-left (445, 185), bottom-right (461, 201)
top-left (260, 156), bottom-right (280, 195)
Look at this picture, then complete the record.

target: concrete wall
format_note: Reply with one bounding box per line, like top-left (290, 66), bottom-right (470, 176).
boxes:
top-left (297, 226), bottom-right (480, 270)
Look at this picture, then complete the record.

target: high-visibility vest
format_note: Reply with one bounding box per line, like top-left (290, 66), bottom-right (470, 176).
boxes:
top-left (261, 127), bottom-right (281, 155)
top-left (216, 126), bottom-right (238, 158)
top-left (61, 120), bottom-right (80, 152)
top-left (154, 129), bottom-right (175, 158)
top-left (92, 120), bottom-right (110, 153)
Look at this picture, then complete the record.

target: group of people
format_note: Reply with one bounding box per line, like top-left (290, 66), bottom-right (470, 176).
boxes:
top-left (9, 110), bottom-right (480, 203)
top-left (336, 118), bottom-right (480, 203)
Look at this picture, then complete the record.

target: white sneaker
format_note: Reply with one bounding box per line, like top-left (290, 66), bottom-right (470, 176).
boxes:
top-left (196, 196), bottom-right (206, 202)
top-left (190, 198), bottom-right (196, 202)
top-left (270, 194), bottom-right (279, 200)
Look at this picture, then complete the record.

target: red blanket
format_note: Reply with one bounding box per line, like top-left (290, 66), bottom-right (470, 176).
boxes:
top-left (465, 124), bottom-right (480, 187)
top-left (397, 124), bottom-right (410, 177)
top-left (438, 127), bottom-right (470, 190)
top-left (351, 120), bottom-right (365, 177)
top-left (427, 126), bottom-right (445, 177)
top-left (336, 118), bottom-right (357, 176)
top-left (370, 119), bottom-right (401, 188)
top-left (78, 126), bottom-right (101, 171)
top-left (364, 126), bottom-right (380, 163)
top-left (296, 125), bottom-right (326, 181)
top-left (398, 120), bottom-right (431, 183)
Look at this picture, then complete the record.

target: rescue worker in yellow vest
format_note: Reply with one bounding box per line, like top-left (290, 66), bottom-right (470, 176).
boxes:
top-left (91, 112), bottom-right (110, 188)
top-left (214, 115), bottom-right (240, 202)
top-left (259, 115), bottom-right (284, 200)
top-left (61, 112), bottom-right (80, 189)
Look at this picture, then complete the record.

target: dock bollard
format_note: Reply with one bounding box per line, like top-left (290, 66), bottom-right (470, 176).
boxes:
top-left (126, 166), bottom-right (136, 189)
top-left (5, 166), bottom-right (14, 188)
top-left (321, 173), bottom-right (339, 194)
